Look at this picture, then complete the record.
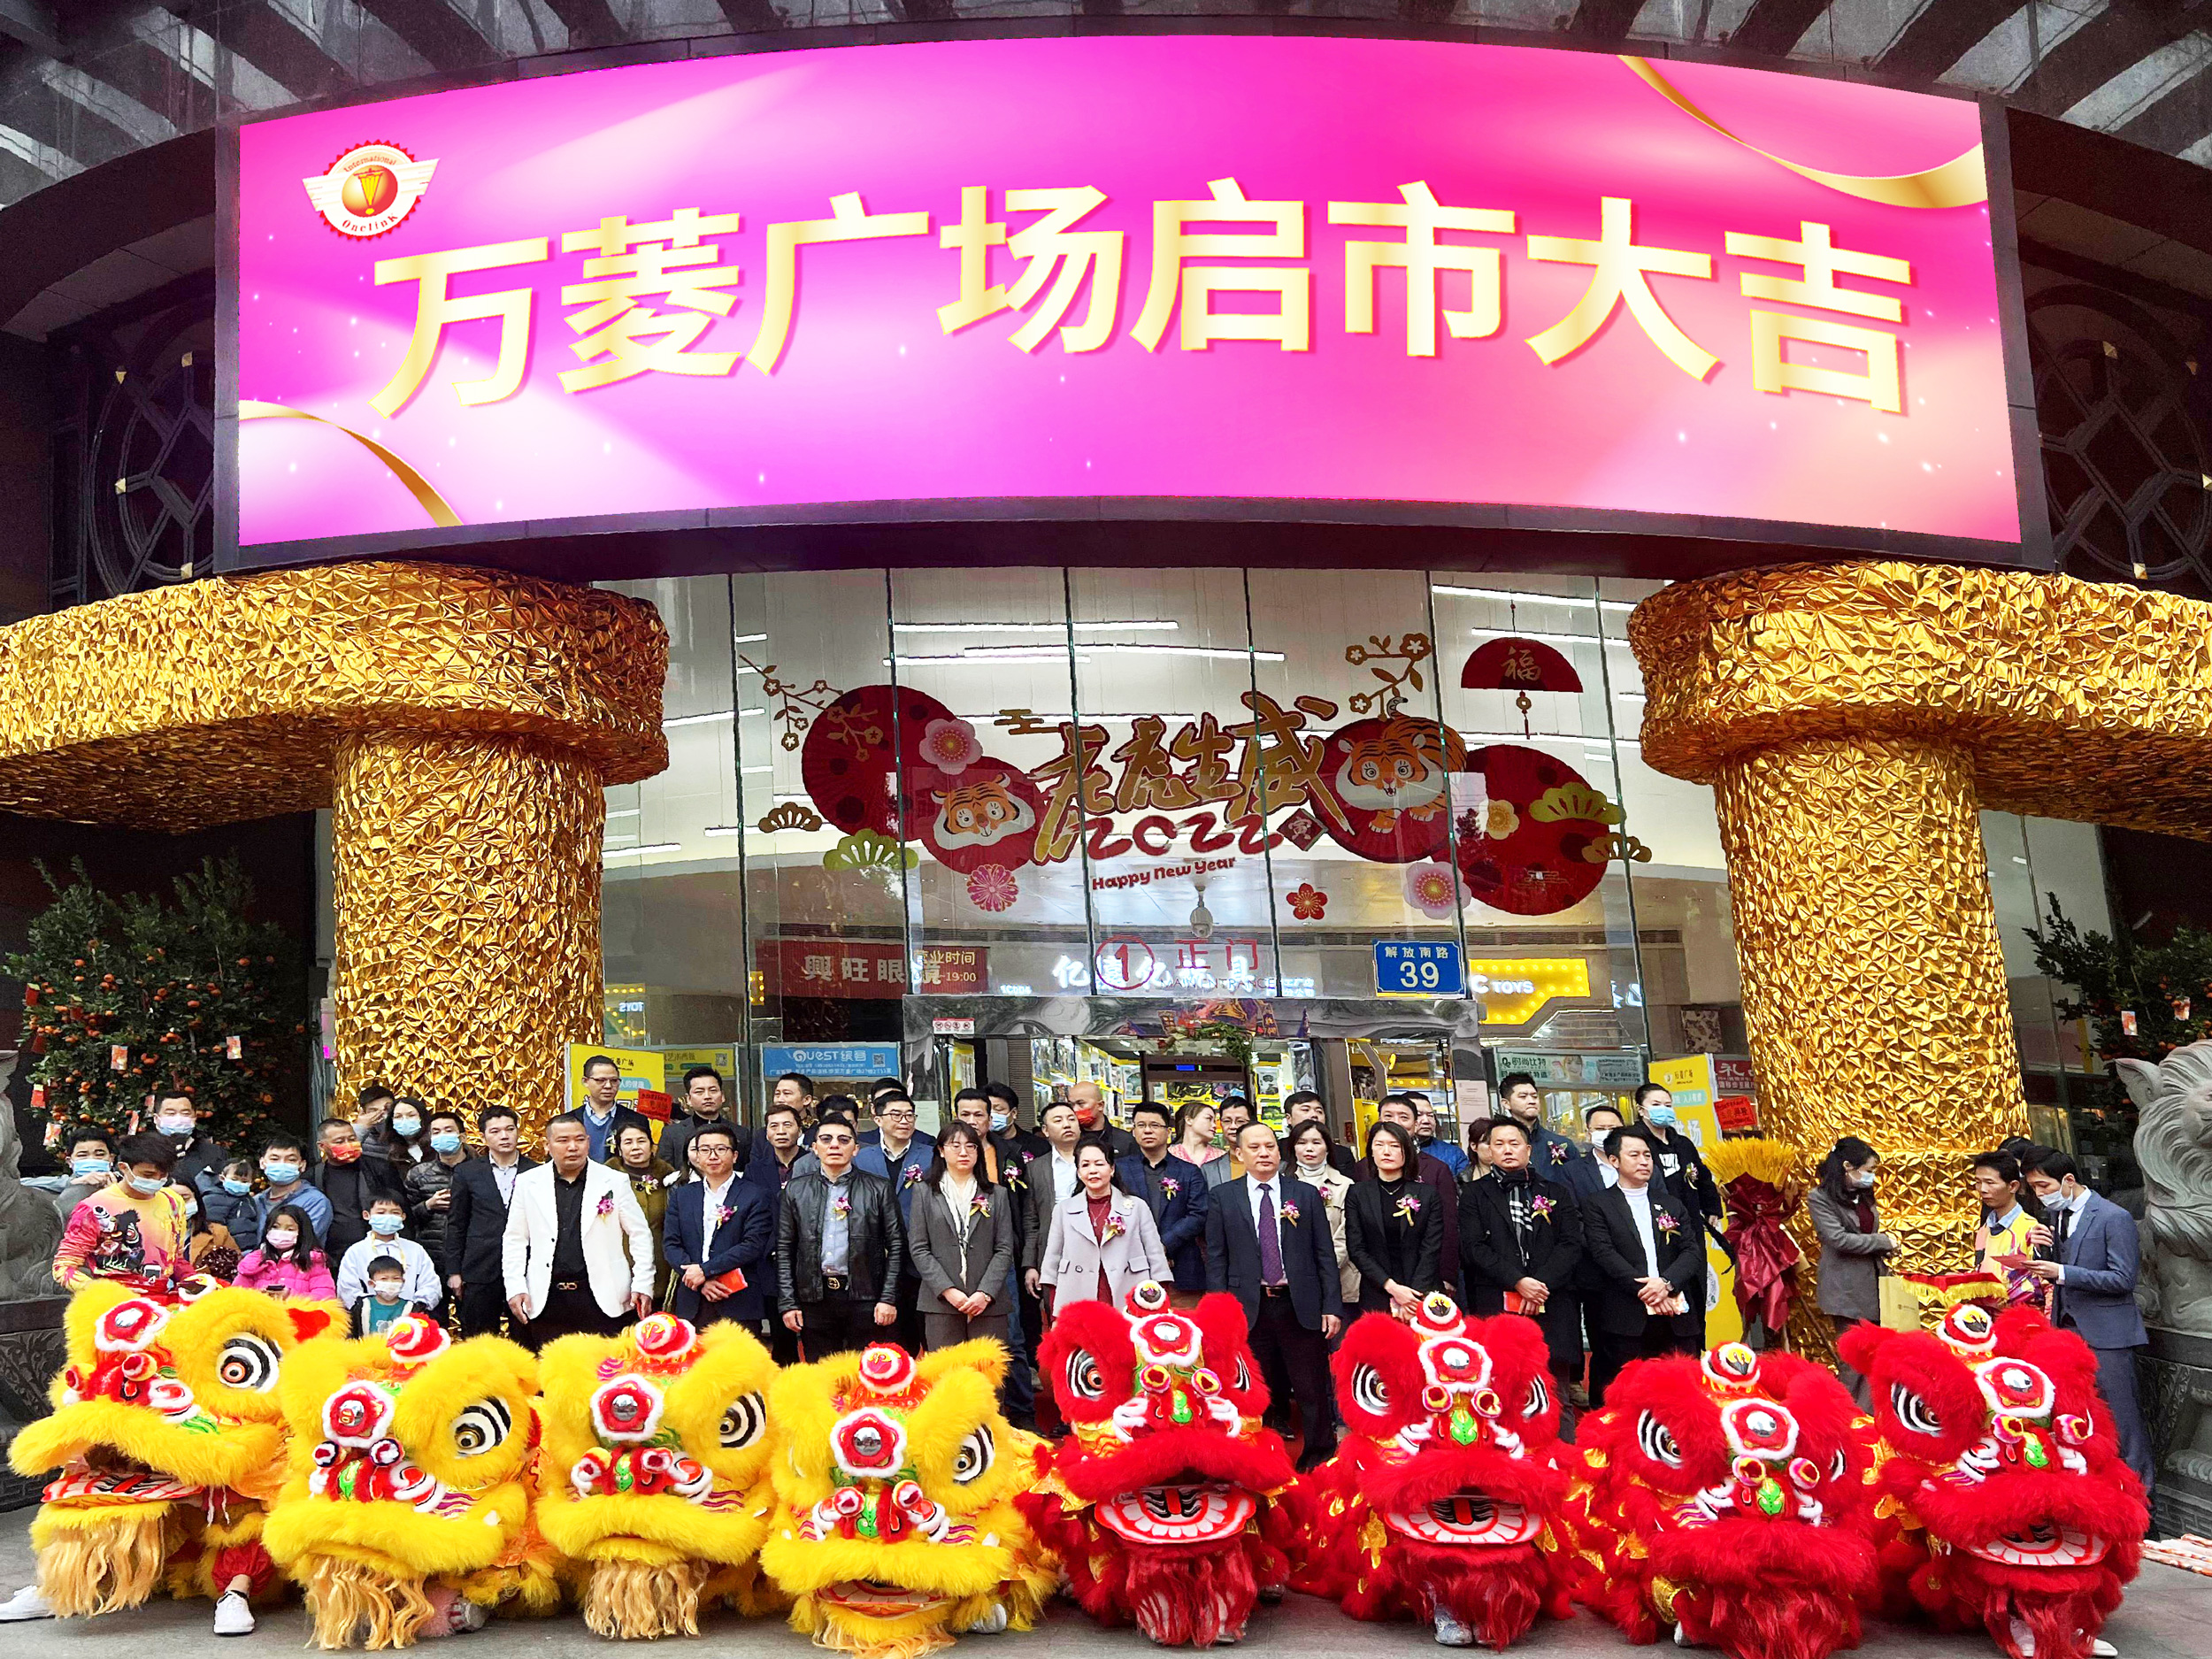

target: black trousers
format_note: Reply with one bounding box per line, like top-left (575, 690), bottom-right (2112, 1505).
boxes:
top-left (1590, 1314), bottom-right (1698, 1407)
top-left (456, 1280), bottom-right (512, 1340)
top-left (770, 1315), bottom-right (803, 1365)
top-left (795, 1296), bottom-right (882, 1360)
top-left (1250, 1292), bottom-right (1336, 1468)
top-left (521, 1283), bottom-right (632, 1350)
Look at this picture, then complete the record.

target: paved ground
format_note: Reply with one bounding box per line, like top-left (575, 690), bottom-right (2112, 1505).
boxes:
top-left (0, 1507), bottom-right (2202, 1657)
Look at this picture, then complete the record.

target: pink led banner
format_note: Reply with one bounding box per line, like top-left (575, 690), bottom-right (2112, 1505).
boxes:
top-left (233, 35), bottom-right (2018, 549)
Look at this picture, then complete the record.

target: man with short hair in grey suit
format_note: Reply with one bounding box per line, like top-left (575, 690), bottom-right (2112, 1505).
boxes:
top-left (2024, 1150), bottom-right (2154, 1496)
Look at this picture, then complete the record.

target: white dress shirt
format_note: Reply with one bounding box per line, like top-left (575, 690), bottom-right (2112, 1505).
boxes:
top-left (2053, 1186), bottom-right (2092, 1285)
top-left (1048, 1151), bottom-right (1080, 1201)
top-left (699, 1173), bottom-right (737, 1255)
top-left (1621, 1182), bottom-right (1660, 1278)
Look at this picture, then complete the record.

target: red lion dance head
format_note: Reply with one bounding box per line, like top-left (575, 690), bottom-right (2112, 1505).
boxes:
top-left (1017, 1281), bottom-right (1298, 1647)
top-left (1290, 1294), bottom-right (1573, 1648)
top-left (1839, 1299), bottom-right (2146, 1659)
top-left (1568, 1341), bottom-right (1878, 1659)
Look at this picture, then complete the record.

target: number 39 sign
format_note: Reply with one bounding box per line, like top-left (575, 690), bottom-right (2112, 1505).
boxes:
top-left (1374, 941), bottom-right (1467, 999)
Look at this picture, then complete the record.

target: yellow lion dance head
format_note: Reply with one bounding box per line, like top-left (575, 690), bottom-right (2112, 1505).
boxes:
top-left (760, 1341), bottom-right (1055, 1658)
top-left (8, 1281), bottom-right (337, 1618)
top-left (535, 1311), bottom-right (784, 1638)
top-left (261, 1315), bottom-right (559, 1648)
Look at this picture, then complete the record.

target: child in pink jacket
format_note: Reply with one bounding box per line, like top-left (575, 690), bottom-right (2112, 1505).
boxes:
top-left (231, 1202), bottom-right (337, 1302)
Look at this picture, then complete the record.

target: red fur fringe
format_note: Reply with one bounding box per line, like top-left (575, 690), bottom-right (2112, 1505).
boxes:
top-left (1017, 1494), bottom-right (1273, 1646)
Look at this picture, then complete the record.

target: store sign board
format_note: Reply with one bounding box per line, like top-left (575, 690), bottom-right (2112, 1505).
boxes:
top-left (1494, 1050), bottom-right (1647, 1089)
top-left (760, 1043), bottom-right (901, 1081)
top-left (232, 35), bottom-right (2018, 557)
top-left (565, 1042), bottom-right (666, 1112)
top-left (1376, 941), bottom-right (1468, 998)
top-left (756, 940), bottom-right (987, 999)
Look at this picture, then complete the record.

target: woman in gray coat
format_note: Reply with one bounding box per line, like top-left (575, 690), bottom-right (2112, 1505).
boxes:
top-left (907, 1121), bottom-right (1015, 1351)
top-left (1809, 1134), bottom-right (1897, 1407)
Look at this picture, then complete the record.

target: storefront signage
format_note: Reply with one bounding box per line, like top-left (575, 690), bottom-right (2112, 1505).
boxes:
top-left (234, 35), bottom-right (2016, 557)
top-left (760, 1043), bottom-right (901, 1081)
top-left (756, 940), bottom-right (987, 999)
top-left (1468, 957), bottom-right (1593, 1025)
top-left (1495, 1050), bottom-right (1647, 1089)
top-left (1375, 941), bottom-right (1468, 998)
top-left (565, 1042), bottom-right (665, 1111)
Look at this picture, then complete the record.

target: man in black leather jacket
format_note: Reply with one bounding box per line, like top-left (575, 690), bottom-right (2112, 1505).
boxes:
top-left (775, 1115), bottom-right (904, 1359)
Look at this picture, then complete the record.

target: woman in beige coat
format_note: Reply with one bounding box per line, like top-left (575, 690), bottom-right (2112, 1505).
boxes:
top-left (1286, 1119), bottom-right (1360, 1310)
top-left (1039, 1140), bottom-right (1171, 1311)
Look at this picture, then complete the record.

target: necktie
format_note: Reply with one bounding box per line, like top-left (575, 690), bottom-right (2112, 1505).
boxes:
top-left (2055, 1206), bottom-right (2072, 1253)
top-left (1258, 1185), bottom-right (1285, 1286)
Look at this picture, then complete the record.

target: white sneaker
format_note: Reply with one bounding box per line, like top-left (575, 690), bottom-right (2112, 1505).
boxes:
top-left (2009, 1617), bottom-right (2036, 1657)
top-left (213, 1591), bottom-right (256, 1636)
top-left (2090, 1641), bottom-right (2116, 1657)
top-left (1432, 1609), bottom-right (1474, 1647)
top-left (0, 1585), bottom-right (54, 1623)
top-left (964, 1601), bottom-right (1010, 1635)
top-left (449, 1599), bottom-right (490, 1634)
top-left (1673, 1622), bottom-right (1699, 1648)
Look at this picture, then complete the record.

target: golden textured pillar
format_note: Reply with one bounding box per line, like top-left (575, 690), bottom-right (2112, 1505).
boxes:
top-left (331, 733), bottom-right (608, 1129)
top-left (0, 563), bottom-right (666, 1136)
top-left (1632, 558), bottom-right (2212, 1302)
top-left (1712, 735), bottom-right (2025, 1272)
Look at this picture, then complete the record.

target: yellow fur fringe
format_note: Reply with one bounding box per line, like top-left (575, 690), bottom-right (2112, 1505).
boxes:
top-left (793, 1594), bottom-right (961, 1659)
top-left (707, 1560), bottom-right (788, 1618)
top-left (35, 1509), bottom-right (169, 1616)
top-left (581, 1556), bottom-right (713, 1640)
top-left (302, 1555), bottom-right (435, 1650)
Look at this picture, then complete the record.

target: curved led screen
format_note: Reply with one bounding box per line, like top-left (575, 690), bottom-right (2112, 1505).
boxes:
top-left (230, 35), bottom-right (2022, 557)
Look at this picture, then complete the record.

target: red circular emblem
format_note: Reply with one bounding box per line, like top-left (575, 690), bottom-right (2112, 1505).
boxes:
top-left (1309, 716), bottom-right (1468, 864)
top-left (1455, 746), bottom-right (1611, 918)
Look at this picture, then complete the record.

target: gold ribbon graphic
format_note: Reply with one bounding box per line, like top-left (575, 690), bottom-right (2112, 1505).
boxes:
top-left (239, 401), bottom-right (463, 528)
top-left (1621, 57), bottom-right (1987, 210)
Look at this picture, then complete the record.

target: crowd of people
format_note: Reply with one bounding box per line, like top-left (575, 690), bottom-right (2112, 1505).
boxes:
top-left (42, 1060), bottom-right (2151, 1497)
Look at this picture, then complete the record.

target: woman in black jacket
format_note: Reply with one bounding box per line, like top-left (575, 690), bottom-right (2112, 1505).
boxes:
top-left (1346, 1121), bottom-right (1443, 1317)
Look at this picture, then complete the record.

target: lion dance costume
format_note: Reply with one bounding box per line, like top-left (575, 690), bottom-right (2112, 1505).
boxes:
top-left (536, 1311), bottom-right (785, 1638)
top-left (8, 1281), bottom-right (335, 1632)
top-left (262, 1314), bottom-right (561, 1647)
top-left (1019, 1281), bottom-right (1299, 1647)
top-left (760, 1340), bottom-right (1053, 1658)
top-left (1567, 1341), bottom-right (1879, 1659)
top-left (1840, 1295), bottom-right (2147, 1659)
top-left (1290, 1294), bottom-right (1575, 1648)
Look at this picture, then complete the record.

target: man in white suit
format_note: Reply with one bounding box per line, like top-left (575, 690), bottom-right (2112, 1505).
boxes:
top-left (503, 1111), bottom-right (656, 1348)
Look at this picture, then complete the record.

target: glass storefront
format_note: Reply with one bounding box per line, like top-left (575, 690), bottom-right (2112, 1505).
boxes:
top-left (596, 569), bottom-right (2113, 1158)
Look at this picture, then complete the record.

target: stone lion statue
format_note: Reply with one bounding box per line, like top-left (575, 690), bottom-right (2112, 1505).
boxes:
top-left (2117, 1041), bottom-right (2212, 1337)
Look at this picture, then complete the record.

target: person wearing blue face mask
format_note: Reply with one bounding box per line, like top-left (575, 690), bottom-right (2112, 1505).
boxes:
top-left (403, 1108), bottom-right (472, 1266)
top-left (335, 1195), bottom-right (442, 1310)
top-left (244, 1133), bottom-right (333, 1252)
top-left (199, 1157), bottom-right (261, 1240)
top-left (52, 1130), bottom-right (117, 1220)
top-left (1632, 1082), bottom-right (1724, 1231)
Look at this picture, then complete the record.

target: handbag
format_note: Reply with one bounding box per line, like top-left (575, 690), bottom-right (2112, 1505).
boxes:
top-left (1878, 1271), bottom-right (1920, 1333)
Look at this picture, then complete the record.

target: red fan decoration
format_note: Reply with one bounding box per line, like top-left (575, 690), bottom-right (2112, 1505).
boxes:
top-left (1463, 637), bottom-right (1584, 738)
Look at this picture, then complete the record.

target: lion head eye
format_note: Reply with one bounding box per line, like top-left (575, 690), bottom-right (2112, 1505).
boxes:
top-left (453, 1399), bottom-right (512, 1456)
top-left (1636, 1410), bottom-right (1682, 1468)
top-left (216, 1333), bottom-right (281, 1392)
top-left (718, 1394), bottom-right (764, 1449)
top-left (1523, 1377), bottom-right (1550, 1419)
top-left (953, 1426), bottom-right (994, 1484)
top-left (1233, 1354), bottom-right (1252, 1392)
top-left (1350, 1364), bottom-right (1389, 1416)
top-left (1889, 1385), bottom-right (1942, 1438)
top-left (1064, 1350), bottom-right (1103, 1402)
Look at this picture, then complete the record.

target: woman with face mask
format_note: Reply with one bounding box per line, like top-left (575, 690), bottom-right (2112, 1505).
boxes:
top-left (367, 1094), bottom-right (433, 1167)
top-left (233, 1203), bottom-right (338, 1301)
top-left (1809, 1134), bottom-right (1897, 1408)
top-left (50, 1133), bottom-right (196, 1290)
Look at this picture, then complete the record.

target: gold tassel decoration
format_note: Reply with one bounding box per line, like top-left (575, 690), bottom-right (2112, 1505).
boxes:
top-left (302, 1555), bottom-right (436, 1650)
top-left (580, 1557), bottom-right (711, 1640)
top-left (36, 1509), bottom-right (171, 1616)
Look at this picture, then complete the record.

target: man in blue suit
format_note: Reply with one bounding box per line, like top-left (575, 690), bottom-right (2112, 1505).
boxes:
top-left (1205, 1121), bottom-right (1341, 1470)
top-left (1558, 1104), bottom-right (1620, 1205)
top-left (662, 1124), bottom-right (773, 1328)
top-left (1118, 1101), bottom-right (1209, 1306)
top-left (2024, 1150), bottom-right (2154, 1494)
top-left (856, 1094), bottom-right (934, 1354)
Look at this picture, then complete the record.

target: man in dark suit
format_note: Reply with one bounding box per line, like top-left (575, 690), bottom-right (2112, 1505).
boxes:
top-left (659, 1065), bottom-right (748, 1181)
top-left (1460, 1117), bottom-right (1586, 1401)
top-left (442, 1104), bottom-right (538, 1337)
top-left (1206, 1120), bottom-right (1342, 1470)
top-left (576, 1054), bottom-right (655, 1164)
top-left (2024, 1150), bottom-right (2154, 1493)
top-left (1580, 1125), bottom-right (1704, 1407)
top-left (856, 1094), bottom-right (934, 1353)
top-left (664, 1124), bottom-right (773, 1328)
top-left (311, 1117), bottom-right (406, 1263)
top-left (746, 1100), bottom-right (812, 1362)
top-left (1559, 1105), bottom-right (1623, 1205)
top-left (1357, 1094), bottom-right (1460, 1294)
top-left (1118, 1101), bottom-right (1210, 1306)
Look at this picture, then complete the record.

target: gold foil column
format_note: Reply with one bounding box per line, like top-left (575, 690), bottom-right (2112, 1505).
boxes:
top-left (1713, 734), bottom-right (2029, 1277)
top-left (331, 731), bottom-right (609, 1135)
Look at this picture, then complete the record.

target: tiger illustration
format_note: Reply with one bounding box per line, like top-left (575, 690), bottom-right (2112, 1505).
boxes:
top-left (1333, 718), bottom-right (1453, 833)
top-left (930, 775), bottom-right (1038, 853)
